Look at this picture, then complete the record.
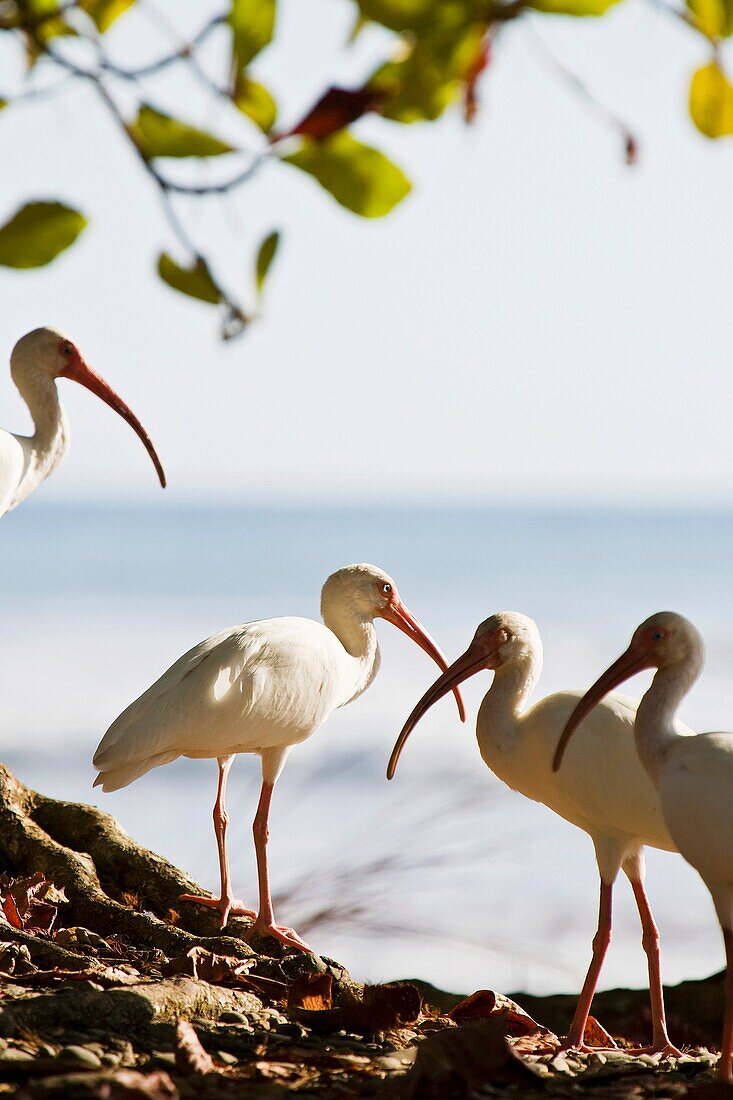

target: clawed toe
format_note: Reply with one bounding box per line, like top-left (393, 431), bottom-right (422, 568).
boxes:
top-left (178, 893), bottom-right (257, 926)
top-left (246, 921), bottom-right (313, 953)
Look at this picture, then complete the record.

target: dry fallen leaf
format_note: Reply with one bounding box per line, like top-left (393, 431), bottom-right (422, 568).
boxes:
top-left (387, 1015), bottom-right (542, 1098)
top-left (583, 1014), bottom-right (618, 1048)
top-left (174, 1020), bottom-right (215, 1076)
top-left (287, 971), bottom-right (333, 1011)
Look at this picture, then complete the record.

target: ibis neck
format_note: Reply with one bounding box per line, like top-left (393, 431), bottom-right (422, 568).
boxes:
top-left (635, 658), bottom-right (701, 784)
top-left (11, 372), bottom-right (69, 507)
top-left (323, 607), bottom-right (381, 705)
top-left (477, 651), bottom-right (541, 755)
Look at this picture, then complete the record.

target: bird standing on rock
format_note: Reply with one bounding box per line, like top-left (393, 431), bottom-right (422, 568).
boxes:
top-left (388, 611), bottom-right (692, 1054)
top-left (93, 564), bottom-right (464, 952)
top-left (554, 612), bottom-right (733, 1080)
top-left (0, 327), bottom-right (165, 517)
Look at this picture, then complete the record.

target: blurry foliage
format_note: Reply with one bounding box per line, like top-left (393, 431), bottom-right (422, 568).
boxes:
top-left (0, 0), bottom-right (730, 339)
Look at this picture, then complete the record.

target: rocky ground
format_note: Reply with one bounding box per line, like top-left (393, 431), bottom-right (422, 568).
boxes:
top-left (0, 764), bottom-right (726, 1099)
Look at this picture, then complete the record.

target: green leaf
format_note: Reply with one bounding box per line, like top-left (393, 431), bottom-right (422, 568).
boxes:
top-left (690, 61), bottom-right (733, 137)
top-left (157, 254), bottom-right (223, 304)
top-left (355, 0), bottom-right (437, 31)
top-left (131, 105), bottom-right (234, 159)
top-left (229, 0), bottom-right (275, 70)
top-left (234, 76), bottom-right (277, 132)
top-left (371, 24), bottom-right (483, 122)
top-left (0, 202), bottom-right (87, 268)
top-left (79, 0), bottom-right (136, 32)
top-left (528, 0), bottom-right (620, 14)
top-left (255, 231), bottom-right (280, 295)
top-left (0, 100), bottom-right (7, 112)
top-left (282, 132), bottom-right (411, 218)
top-left (686, 0), bottom-right (733, 34)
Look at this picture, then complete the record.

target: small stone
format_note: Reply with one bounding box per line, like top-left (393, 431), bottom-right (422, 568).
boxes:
top-left (216, 1050), bottom-right (238, 1065)
top-left (0, 1048), bottom-right (35, 1063)
top-left (56, 1045), bottom-right (102, 1069)
top-left (276, 1022), bottom-right (307, 1040)
top-left (220, 1011), bottom-right (248, 1024)
top-left (100, 1053), bottom-right (120, 1067)
top-left (149, 1051), bottom-right (176, 1068)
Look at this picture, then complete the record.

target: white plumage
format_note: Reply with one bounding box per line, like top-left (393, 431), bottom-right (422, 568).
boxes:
top-left (389, 611), bottom-right (693, 1053)
top-left (94, 564), bottom-right (464, 951)
top-left (556, 611), bottom-right (733, 1080)
top-left (1, 327), bottom-right (165, 516)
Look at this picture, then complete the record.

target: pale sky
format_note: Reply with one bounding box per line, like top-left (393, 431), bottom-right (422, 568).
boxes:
top-left (1, 0), bottom-right (732, 506)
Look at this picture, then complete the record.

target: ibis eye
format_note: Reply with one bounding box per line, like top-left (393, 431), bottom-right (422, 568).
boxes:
top-left (652, 630), bottom-right (664, 642)
top-left (382, 583), bottom-right (392, 596)
top-left (62, 343), bottom-right (73, 357)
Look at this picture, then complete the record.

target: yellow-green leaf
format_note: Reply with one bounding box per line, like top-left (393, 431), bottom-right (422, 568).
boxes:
top-left (131, 105), bottom-right (234, 159)
top-left (0, 100), bottom-right (7, 111)
top-left (234, 76), bottom-right (277, 132)
top-left (0, 201), bottom-right (87, 268)
top-left (79, 0), bottom-right (136, 32)
top-left (229, 0), bottom-right (275, 70)
top-left (282, 132), bottom-right (411, 218)
top-left (355, 0), bottom-right (436, 31)
top-left (686, 0), bottom-right (733, 34)
top-left (690, 61), bottom-right (733, 137)
top-left (255, 231), bottom-right (280, 295)
top-left (528, 0), bottom-right (620, 14)
top-left (157, 254), bottom-right (223, 304)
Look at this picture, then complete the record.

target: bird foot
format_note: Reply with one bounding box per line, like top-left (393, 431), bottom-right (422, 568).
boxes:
top-left (179, 893), bottom-right (256, 928)
top-left (559, 1041), bottom-right (618, 1055)
top-left (246, 920), bottom-right (313, 954)
top-left (629, 1042), bottom-right (683, 1059)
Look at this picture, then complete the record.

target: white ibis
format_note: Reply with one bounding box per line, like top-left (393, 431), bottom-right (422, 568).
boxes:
top-left (388, 611), bottom-right (694, 1054)
top-left (0, 327), bottom-right (165, 516)
top-left (93, 564), bottom-right (465, 951)
top-left (554, 612), bottom-right (733, 1080)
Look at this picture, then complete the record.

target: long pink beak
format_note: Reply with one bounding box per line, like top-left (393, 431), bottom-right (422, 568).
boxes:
top-left (552, 644), bottom-right (651, 772)
top-left (61, 356), bottom-right (166, 488)
top-left (381, 599), bottom-right (466, 726)
top-left (387, 638), bottom-right (489, 780)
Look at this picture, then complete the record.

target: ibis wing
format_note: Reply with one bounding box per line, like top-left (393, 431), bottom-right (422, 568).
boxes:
top-left (0, 431), bottom-right (27, 517)
top-left (92, 618), bottom-right (343, 790)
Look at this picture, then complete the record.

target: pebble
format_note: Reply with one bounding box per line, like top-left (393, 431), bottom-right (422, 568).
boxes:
top-left (220, 1010), bottom-right (248, 1024)
top-left (56, 1045), bottom-right (102, 1070)
top-left (100, 1052), bottom-right (120, 1067)
top-left (216, 1050), bottom-right (238, 1065)
top-left (276, 1022), bottom-right (308, 1040)
top-left (0, 1048), bottom-right (35, 1063)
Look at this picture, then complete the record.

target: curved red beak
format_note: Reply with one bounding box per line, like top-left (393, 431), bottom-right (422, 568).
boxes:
top-left (552, 643), bottom-right (652, 772)
top-left (387, 636), bottom-right (492, 780)
top-left (380, 598), bottom-right (466, 726)
top-left (61, 354), bottom-right (166, 488)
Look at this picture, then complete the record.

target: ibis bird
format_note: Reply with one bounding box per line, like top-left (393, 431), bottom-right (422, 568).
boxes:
top-left (388, 612), bottom-right (693, 1053)
top-left (554, 612), bottom-right (733, 1079)
top-left (93, 564), bottom-right (464, 951)
top-left (0, 327), bottom-right (165, 516)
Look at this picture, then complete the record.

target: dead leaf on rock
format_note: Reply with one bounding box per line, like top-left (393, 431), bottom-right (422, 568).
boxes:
top-left (583, 1014), bottom-right (618, 1048)
top-left (287, 971), bottom-right (332, 1011)
top-left (174, 1020), bottom-right (215, 1076)
top-left (447, 989), bottom-right (497, 1020)
top-left (387, 1015), bottom-right (540, 1098)
top-left (0, 872), bottom-right (67, 934)
top-left (162, 946), bottom-right (252, 983)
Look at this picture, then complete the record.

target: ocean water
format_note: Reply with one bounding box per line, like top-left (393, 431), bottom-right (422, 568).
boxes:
top-left (2, 502), bottom-right (732, 998)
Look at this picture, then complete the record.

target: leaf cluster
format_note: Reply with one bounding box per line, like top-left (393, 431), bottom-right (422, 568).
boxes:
top-left (0, 0), bottom-right (730, 339)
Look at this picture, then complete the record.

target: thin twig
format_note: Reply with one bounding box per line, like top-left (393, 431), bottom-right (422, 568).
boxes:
top-left (523, 22), bottom-right (639, 165)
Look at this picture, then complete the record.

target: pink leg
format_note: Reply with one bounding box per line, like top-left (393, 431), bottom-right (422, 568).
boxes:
top-left (564, 881), bottom-right (615, 1051)
top-left (247, 780), bottom-right (312, 953)
top-left (718, 928), bottom-right (733, 1082)
top-left (630, 879), bottom-right (681, 1056)
top-left (180, 756), bottom-right (256, 928)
